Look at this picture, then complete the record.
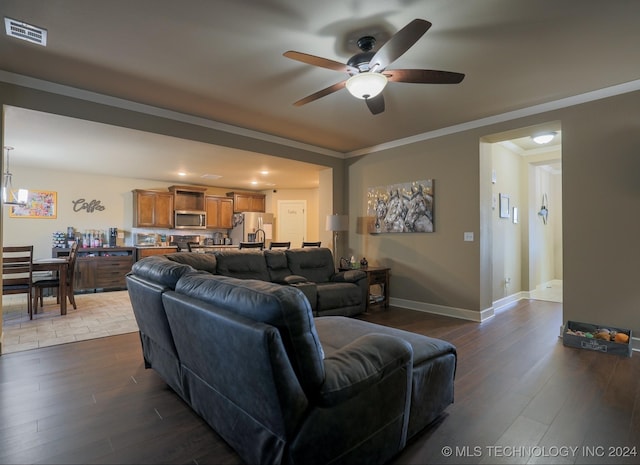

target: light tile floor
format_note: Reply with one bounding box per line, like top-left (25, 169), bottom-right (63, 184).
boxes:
top-left (1, 290), bottom-right (138, 355)
top-left (529, 280), bottom-right (563, 303)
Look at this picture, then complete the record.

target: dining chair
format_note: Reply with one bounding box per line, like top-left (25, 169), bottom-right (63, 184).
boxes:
top-left (185, 241), bottom-right (200, 252)
top-left (2, 245), bottom-right (34, 319)
top-left (33, 241), bottom-right (79, 311)
top-left (239, 242), bottom-right (264, 250)
top-left (269, 241), bottom-right (291, 249)
top-left (301, 241), bottom-right (321, 247)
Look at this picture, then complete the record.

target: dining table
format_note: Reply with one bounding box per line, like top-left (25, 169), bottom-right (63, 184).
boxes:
top-left (33, 257), bottom-right (69, 315)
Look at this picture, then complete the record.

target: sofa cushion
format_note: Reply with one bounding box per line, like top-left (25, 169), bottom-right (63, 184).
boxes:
top-left (214, 250), bottom-right (271, 281)
top-left (165, 252), bottom-right (217, 274)
top-left (264, 249), bottom-right (292, 283)
top-left (130, 255), bottom-right (195, 289)
top-left (175, 273), bottom-right (326, 393)
top-left (286, 248), bottom-right (336, 283)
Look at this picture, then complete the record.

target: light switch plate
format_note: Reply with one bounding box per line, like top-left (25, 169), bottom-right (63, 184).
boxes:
top-left (464, 232), bottom-right (474, 242)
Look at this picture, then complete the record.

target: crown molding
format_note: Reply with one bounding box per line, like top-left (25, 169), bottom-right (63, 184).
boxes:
top-left (346, 79), bottom-right (640, 157)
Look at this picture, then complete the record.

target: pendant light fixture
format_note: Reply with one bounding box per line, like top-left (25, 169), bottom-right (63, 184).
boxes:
top-left (2, 146), bottom-right (29, 206)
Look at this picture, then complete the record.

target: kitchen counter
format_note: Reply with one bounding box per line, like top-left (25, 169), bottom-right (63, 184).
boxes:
top-left (135, 245), bottom-right (179, 261)
top-left (190, 245), bottom-right (238, 252)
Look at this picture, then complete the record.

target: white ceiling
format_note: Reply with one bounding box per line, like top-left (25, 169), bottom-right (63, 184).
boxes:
top-left (1, 0), bottom-right (637, 188)
top-left (3, 106), bottom-right (326, 190)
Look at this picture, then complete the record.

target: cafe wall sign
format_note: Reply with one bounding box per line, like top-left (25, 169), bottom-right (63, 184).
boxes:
top-left (72, 198), bottom-right (106, 213)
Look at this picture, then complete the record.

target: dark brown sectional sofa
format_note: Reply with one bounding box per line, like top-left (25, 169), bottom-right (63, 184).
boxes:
top-left (125, 249), bottom-right (457, 464)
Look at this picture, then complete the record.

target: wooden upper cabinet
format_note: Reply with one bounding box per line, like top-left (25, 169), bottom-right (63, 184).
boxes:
top-left (133, 190), bottom-right (174, 228)
top-left (169, 185), bottom-right (206, 211)
top-left (205, 196), bottom-right (233, 229)
top-left (227, 191), bottom-right (265, 212)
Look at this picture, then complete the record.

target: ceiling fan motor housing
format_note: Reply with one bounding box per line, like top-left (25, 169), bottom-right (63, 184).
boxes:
top-left (347, 36), bottom-right (378, 73)
top-left (347, 51), bottom-right (376, 73)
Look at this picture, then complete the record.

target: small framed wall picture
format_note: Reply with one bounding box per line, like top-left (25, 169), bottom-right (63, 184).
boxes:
top-left (499, 193), bottom-right (510, 218)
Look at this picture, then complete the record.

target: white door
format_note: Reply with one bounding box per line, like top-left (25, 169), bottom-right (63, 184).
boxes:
top-left (277, 200), bottom-right (307, 247)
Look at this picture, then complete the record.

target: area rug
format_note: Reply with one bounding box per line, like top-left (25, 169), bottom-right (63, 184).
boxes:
top-left (1, 290), bottom-right (138, 354)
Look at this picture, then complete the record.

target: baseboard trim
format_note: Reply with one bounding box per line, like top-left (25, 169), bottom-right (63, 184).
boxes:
top-left (390, 297), bottom-right (494, 322)
top-left (391, 296), bottom-right (638, 353)
top-left (493, 292), bottom-right (527, 312)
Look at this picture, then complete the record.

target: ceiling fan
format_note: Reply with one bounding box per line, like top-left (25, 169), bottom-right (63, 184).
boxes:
top-left (283, 19), bottom-right (465, 115)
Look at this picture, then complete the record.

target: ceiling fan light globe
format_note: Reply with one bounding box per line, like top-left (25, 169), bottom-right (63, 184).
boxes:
top-left (345, 72), bottom-right (388, 100)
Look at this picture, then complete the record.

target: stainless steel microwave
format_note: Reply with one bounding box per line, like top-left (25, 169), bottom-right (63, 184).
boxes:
top-left (175, 210), bottom-right (207, 229)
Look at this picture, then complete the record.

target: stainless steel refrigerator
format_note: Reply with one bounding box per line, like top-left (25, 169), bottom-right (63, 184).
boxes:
top-left (229, 212), bottom-right (274, 246)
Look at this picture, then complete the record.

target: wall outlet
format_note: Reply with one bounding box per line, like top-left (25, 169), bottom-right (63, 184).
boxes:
top-left (505, 277), bottom-right (511, 284)
top-left (464, 232), bottom-right (474, 242)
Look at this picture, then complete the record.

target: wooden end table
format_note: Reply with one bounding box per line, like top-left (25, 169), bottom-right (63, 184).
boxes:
top-left (340, 266), bottom-right (391, 311)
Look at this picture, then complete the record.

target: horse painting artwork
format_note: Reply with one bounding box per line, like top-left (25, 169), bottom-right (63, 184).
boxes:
top-left (367, 180), bottom-right (434, 233)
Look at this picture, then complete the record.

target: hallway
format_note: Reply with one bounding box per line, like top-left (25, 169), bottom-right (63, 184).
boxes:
top-left (529, 280), bottom-right (563, 303)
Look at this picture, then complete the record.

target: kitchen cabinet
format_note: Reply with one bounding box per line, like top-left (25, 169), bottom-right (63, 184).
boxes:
top-left (53, 247), bottom-right (135, 292)
top-left (170, 185), bottom-right (206, 211)
top-left (133, 190), bottom-right (174, 228)
top-left (227, 191), bottom-right (265, 212)
top-left (205, 195), bottom-right (234, 229)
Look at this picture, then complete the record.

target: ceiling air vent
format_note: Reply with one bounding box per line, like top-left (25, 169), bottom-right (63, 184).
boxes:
top-left (4, 17), bottom-right (47, 46)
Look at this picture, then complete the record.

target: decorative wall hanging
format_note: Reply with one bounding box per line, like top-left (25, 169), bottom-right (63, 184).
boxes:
top-left (499, 193), bottom-right (510, 218)
top-left (72, 198), bottom-right (106, 213)
top-left (367, 179), bottom-right (434, 233)
top-left (9, 190), bottom-right (57, 218)
top-left (538, 193), bottom-right (549, 225)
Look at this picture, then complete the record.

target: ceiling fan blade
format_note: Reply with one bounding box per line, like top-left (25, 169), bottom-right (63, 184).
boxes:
top-left (283, 51), bottom-right (358, 74)
top-left (385, 69), bottom-right (465, 84)
top-left (293, 80), bottom-right (347, 106)
top-left (365, 94), bottom-right (385, 115)
top-left (369, 19), bottom-right (432, 71)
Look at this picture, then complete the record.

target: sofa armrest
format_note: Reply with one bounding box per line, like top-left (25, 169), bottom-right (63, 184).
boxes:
top-left (283, 274), bottom-right (309, 285)
top-left (331, 269), bottom-right (367, 284)
top-left (287, 281), bottom-right (318, 313)
top-left (318, 334), bottom-right (412, 406)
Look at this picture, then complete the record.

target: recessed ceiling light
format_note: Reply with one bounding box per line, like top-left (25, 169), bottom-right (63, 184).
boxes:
top-left (201, 174), bottom-right (222, 179)
top-left (531, 132), bottom-right (557, 144)
top-left (251, 181), bottom-right (258, 185)
top-left (178, 172), bottom-right (187, 176)
top-left (260, 170), bottom-right (269, 175)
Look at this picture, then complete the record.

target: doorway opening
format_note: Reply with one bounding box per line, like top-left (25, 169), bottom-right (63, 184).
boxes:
top-left (486, 124), bottom-right (563, 306)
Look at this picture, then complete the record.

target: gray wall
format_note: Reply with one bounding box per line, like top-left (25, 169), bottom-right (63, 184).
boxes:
top-left (347, 90), bottom-right (640, 338)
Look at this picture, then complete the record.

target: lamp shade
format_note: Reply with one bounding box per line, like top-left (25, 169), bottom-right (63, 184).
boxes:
top-left (345, 73), bottom-right (388, 100)
top-left (326, 214), bottom-right (348, 231)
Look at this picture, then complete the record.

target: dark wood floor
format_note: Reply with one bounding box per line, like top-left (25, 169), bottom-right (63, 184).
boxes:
top-left (1, 299), bottom-right (638, 464)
